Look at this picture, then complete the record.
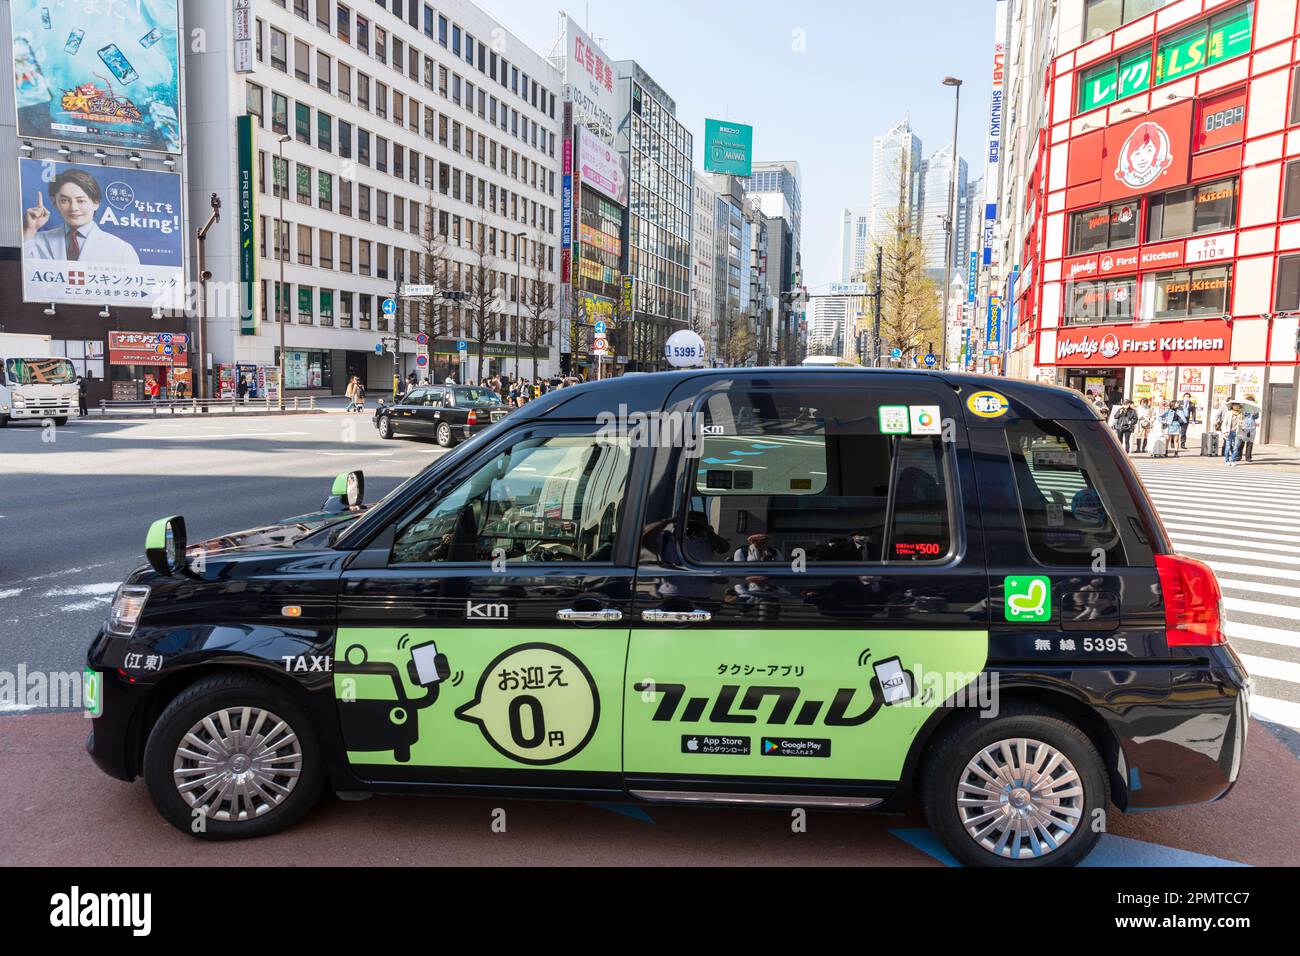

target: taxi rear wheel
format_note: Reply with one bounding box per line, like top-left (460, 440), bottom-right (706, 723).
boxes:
top-left (436, 422), bottom-right (455, 447)
top-left (143, 673), bottom-right (324, 840)
top-left (921, 705), bottom-right (1107, 867)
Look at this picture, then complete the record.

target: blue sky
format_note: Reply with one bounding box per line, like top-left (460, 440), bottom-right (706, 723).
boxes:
top-left (480, 0), bottom-right (999, 291)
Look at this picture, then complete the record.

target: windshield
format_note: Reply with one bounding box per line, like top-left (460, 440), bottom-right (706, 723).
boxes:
top-left (454, 387), bottom-right (502, 406)
top-left (4, 357), bottom-right (76, 385)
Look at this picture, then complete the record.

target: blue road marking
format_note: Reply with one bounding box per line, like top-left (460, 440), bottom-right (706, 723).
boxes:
top-left (593, 803), bottom-right (654, 823)
top-left (889, 828), bottom-right (1248, 867)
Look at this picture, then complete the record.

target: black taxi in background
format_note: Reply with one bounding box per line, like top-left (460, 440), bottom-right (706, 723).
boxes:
top-left (85, 369), bottom-right (1250, 866)
top-left (374, 384), bottom-right (509, 446)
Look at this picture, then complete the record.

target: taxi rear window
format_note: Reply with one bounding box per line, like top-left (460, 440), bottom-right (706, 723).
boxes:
top-left (1006, 420), bottom-right (1132, 568)
top-left (682, 389), bottom-right (955, 565)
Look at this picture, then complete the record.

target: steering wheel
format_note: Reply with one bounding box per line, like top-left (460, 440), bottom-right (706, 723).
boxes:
top-left (526, 542), bottom-right (581, 562)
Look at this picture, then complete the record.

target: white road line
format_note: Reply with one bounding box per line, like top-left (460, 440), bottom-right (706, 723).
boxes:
top-left (1163, 522), bottom-right (1300, 544)
top-left (1226, 620), bottom-right (1300, 650)
top-left (1168, 540), bottom-right (1300, 562)
top-left (1164, 535), bottom-right (1300, 556)
top-left (1251, 695), bottom-right (1300, 732)
top-left (1146, 492), bottom-right (1300, 515)
top-left (1206, 560), bottom-right (1300, 583)
top-left (1156, 506), bottom-right (1300, 528)
top-left (88, 431), bottom-right (311, 440)
top-left (1224, 595), bottom-right (1300, 619)
top-left (1239, 654), bottom-right (1300, 685)
top-left (1217, 577), bottom-right (1300, 601)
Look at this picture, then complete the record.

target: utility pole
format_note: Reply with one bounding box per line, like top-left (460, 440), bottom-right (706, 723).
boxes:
top-left (871, 245), bottom-right (883, 367)
top-left (277, 134), bottom-right (290, 410)
top-left (195, 193), bottom-right (221, 401)
top-left (940, 76), bottom-right (963, 371)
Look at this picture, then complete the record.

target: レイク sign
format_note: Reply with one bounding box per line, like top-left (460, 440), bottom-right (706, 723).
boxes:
top-left (1053, 318), bottom-right (1231, 366)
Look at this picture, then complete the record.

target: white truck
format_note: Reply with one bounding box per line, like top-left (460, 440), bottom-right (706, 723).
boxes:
top-left (0, 333), bottom-right (80, 426)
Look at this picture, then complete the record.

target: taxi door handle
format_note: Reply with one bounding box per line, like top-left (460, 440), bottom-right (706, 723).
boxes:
top-left (556, 608), bottom-right (623, 623)
top-left (641, 608), bottom-right (712, 624)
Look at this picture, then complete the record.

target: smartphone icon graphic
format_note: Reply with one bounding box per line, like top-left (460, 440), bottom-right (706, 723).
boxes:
top-left (139, 28), bottom-right (163, 49)
top-left (97, 43), bottom-right (139, 84)
top-left (873, 656), bottom-right (914, 705)
top-left (64, 29), bottom-right (84, 55)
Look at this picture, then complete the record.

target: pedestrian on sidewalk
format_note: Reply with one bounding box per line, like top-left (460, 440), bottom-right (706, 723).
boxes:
top-left (354, 379), bottom-right (366, 412)
top-left (1161, 400), bottom-right (1187, 457)
top-left (1242, 394), bottom-right (1260, 462)
top-left (1112, 399), bottom-right (1137, 453)
top-left (345, 376), bottom-right (359, 412)
top-left (1133, 398), bottom-right (1154, 454)
top-left (1223, 401), bottom-right (1244, 466)
top-left (146, 377), bottom-right (160, 408)
top-left (76, 375), bottom-right (88, 417)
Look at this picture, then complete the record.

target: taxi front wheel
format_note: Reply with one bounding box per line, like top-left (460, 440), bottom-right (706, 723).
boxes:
top-left (920, 705), bottom-right (1107, 867)
top-left (143, 673), bottom-right (325, 840)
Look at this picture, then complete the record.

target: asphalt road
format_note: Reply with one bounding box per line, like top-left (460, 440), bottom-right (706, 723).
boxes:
top-left (0, 411), bottom-right (448, 680)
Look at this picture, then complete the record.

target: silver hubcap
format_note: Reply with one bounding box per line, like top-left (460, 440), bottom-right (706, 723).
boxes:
top-left (172, 706), bottom-right (303, 822)
top-left (956, 737), bottom-right (1084, 860)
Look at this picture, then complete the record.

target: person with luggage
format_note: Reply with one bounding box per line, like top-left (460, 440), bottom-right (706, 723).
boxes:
top-left (1133, 398), bottom-right (1154, 454)
top-left (1112, 399), bottom-right (1138, 453)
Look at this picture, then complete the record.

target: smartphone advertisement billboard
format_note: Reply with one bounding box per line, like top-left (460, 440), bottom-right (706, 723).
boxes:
top-left (10, 0), bottom-right (182, 153)
top-left (19, 158), bottom-right (185, 308)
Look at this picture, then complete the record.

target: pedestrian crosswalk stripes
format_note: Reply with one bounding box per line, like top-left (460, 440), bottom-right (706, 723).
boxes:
top-left (1226, 620), bottom-right (1300, 650)
top-left (1238, 654), bottom-right (1300, 685)
top-left (1131, 459), bottom-right (1300, 733)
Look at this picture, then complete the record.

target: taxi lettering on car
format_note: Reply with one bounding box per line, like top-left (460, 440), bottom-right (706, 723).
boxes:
top-left (85, 369), bottom-right (1249, 866)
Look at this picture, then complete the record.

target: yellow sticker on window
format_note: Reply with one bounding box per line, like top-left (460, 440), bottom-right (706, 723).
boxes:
top-left (967, 390), bottom-right (1009, 418)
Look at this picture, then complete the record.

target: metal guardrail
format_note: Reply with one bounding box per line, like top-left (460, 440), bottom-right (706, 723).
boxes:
top-left (96, 395), bottom-right (316, 415)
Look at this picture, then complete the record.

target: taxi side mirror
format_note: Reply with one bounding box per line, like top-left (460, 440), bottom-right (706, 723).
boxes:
top-left (331, 470), bottom-right (365, 509)
top-left (145, 515), bottom-right (188, 577)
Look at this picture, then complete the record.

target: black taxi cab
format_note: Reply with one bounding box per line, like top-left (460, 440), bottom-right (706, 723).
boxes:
top-left (84, 369), bottom-right (1250, 866)
top-left (374, 384), bottom-right (510, 446)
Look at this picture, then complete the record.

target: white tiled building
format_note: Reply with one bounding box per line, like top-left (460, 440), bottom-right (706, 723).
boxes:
top-left (184, 0), bottom-right (564, 392)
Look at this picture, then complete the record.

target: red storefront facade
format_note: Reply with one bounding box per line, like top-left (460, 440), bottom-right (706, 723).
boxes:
top-left (1010, 0), bottom-right (1300, 445)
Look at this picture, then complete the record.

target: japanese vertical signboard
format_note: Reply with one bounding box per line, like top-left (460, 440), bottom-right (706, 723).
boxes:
top-left (233, 0), bottom-right (255, 74)
top-left (985, 296), bottom-right (1003, 356)
top-left (10, 0), bottom-right (182, 153)
top-left (19, 158), bottom-right (184, 308)
top-left (983, 0), bottom-right (1007, 268)
top-left (238, 114), bottom-right (258, 335)
top-left (621, 274), bottom-right (635, 323)
top-left (561, 14), bottom-right (618, 147)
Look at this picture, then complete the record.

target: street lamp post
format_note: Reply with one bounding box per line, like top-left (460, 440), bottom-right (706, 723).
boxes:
top-left (940, 76), bottom-right (962, 371)
top-left (195, 193), bottom-right (221, 401)
top-left (277, 134), bottom-right (290, 411)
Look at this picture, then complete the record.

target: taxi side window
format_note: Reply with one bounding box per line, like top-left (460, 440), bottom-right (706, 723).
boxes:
top-left (1006, 420), bottom-right (1128, 567)
top-left (404, 389), bottom-right (427, 406)
top-left (391, 433), bottom-right (631, 565)
top-left (682, 389), bottom-right (954, 566)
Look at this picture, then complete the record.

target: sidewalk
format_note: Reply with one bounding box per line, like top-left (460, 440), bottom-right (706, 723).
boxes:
top-left (1124, 441), bottom-right (1300, 470)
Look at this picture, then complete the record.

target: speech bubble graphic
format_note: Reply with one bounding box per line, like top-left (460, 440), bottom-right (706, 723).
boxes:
top-left (455, 644), bottom-right (600, 765)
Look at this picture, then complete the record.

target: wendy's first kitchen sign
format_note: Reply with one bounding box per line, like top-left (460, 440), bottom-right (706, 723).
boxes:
top-left (1053, 318), bottom-right (1231, 366)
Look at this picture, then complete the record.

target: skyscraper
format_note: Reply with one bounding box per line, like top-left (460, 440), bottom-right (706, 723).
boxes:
top-left (869, 119), bottom-right (923, 241)
top-left (839, 208), bottom-right (871, 282)
top-left (918, 144), bottom-right (969, 279)
top-left (740, 160), bottom-right (802, 264)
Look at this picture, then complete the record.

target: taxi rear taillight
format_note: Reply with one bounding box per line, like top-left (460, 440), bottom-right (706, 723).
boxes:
top-left (1155, 554), bottom-right (1225, 646)
top-left (467, 410), bottom-right (478, 426)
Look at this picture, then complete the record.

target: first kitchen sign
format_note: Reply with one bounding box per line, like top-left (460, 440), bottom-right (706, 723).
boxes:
top-left (1054, 318), bottom-right (1230, 366)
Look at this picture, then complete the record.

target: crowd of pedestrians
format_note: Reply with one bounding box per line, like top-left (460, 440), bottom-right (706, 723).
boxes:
top-left (1092, 387), bottom-right (1261, 465)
